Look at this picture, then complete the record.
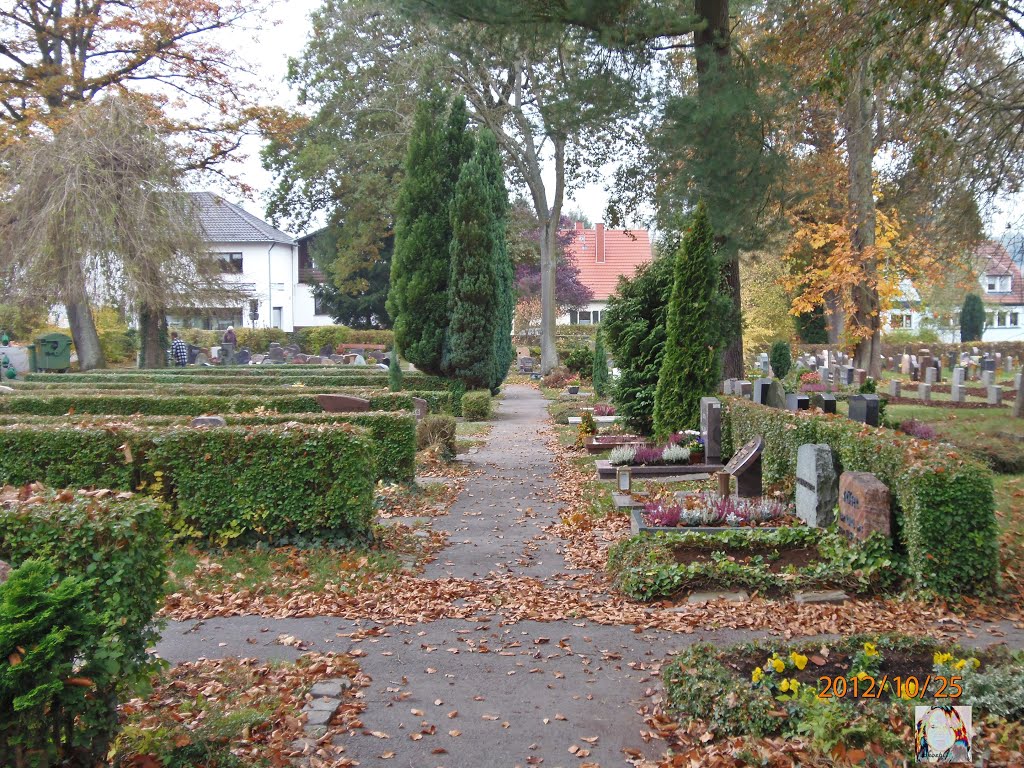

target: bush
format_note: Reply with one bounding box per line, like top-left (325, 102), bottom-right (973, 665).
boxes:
top-left (563, 347), bottom-right (593, 377)
top-left (1, 560), bottom-right (101, 765)
top-left (417, 414), bottom-right (457, 460)
top-left (461, 390), bottom-right (492, 421)
top-left (389, 352), bottom-right (403, 391)
top-left (723, 398), bottom-right (999, 597)
top-left (150, 423), bottom-right (376, 545)
top-left (769, 340), bottom-right (792, 379)
top-left (0, 490), bottom-right (168, 761)
top-left (961, 293), bottom-right (985, 343)
top-left (296, 325), bottom-right (350, 354)
top-left (234, 327), bottom-right (290, 353)
top-left (541, 366), bottom-right (573, 389)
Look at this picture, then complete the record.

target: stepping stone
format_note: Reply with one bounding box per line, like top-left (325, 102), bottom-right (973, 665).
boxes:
top-left (303, 708), bottom-right (333, 726)
top-left (308, 697), bottom-right (340, 711)
top-left (794, 590), bottom-right (850, 604)
top-left (310, 678), bottom-right (352, 697)
top-left (686, 590), bottom-right (750, 604)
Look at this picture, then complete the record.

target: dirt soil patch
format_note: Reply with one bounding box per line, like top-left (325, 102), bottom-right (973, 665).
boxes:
top-left (671, 544), bottom-right (819, 572)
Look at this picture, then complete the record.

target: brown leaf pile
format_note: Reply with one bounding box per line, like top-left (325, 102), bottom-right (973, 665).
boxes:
top-left (117, 653), bottom-right (368, 768)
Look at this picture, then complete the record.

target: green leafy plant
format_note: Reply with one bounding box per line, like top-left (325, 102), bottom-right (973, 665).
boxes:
top-left (592, 334), bottom-right (610, 397)
top-left (961, 292), bottom-right (985, 342)
top-left (563, 347), bottom-right (593, 377)
top-left (389, 351), bottom-right (403, 391)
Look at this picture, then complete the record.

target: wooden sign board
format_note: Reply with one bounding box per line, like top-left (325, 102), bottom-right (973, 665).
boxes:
top-left (723, 436), bottom-right (764, 477)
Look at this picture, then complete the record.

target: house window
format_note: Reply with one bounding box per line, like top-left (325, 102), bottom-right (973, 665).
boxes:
top-left (889, 313), bottom-right (912, 329)
top-left (985, 275), bottom-right (1011, 293)
top-left (218, 253), bottom-right (243, 274)
top-left (314, 294), bottom-right (329, 316)
top-left (996, 312), bottom-right (1007, 327)
top-left (1012, 312), bottom-right (1020, 327)
top-left (272, 307), bottom-right (283, 329)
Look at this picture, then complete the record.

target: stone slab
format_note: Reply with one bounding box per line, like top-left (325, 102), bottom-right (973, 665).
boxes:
top-left (838, 471), bottom-right (891, 541)
top-left (686, 591), bottom-right (750, 605)
top-left (794, 590), bottom-right (850, 605)
top-left (595, 460), bottom-right (723, 479)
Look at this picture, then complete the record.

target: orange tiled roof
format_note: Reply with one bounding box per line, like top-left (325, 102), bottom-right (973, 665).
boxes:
top-left (977, 240), bottom-right (1024, 305)
top-left (563, 223), bottom-right (654, 301)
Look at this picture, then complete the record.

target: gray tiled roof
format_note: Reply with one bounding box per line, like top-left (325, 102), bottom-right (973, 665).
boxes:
top-left (191, 191), bottom-right (295, 246)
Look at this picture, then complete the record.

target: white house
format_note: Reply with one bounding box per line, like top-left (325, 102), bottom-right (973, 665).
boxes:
top-left (167, 192), bottom-right (334, 332)
top-left (880, 240), bottom-right (1024, 342)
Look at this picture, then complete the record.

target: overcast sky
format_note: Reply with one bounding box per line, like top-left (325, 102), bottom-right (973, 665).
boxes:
top-left (210, 2), bottom-right (1021, 240)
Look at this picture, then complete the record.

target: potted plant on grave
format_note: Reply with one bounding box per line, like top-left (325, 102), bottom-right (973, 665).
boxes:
top-left (566, 376), bottom-right (581, 395)
top-left (685, 436), bottom-right (705, 465)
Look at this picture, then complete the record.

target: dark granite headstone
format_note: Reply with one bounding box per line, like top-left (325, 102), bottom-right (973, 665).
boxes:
top-left (786, 393), bottom-right (810, 411)
top-left (700, 397), bottom-right (722, 462)
top-left (820, 394), bottom-right (837, 414)
top-left (723, 436), bottom-right (764, 498)
top-left (411, 397), bottom-right (428, 421)
top-left (236, 348), bottom-right (251, 365)
top-left (753, 378), bottom-right (773, 405)
top-left (848, 394), bottom-right (880, 427)
top-left (191, 415), bottom-right (227, 427)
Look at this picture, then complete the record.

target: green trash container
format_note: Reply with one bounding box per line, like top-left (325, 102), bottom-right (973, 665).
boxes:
top-left (26, 344), bottom-right (36, 373)
top-left (35, 332), bottom-right (73, 372)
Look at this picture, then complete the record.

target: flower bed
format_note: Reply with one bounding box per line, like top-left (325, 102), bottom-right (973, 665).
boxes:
top-left (661, 634), bottom-right (1024, 763)
top-left (607, 528), bottom-right (902, 601)
top-left (640, 492), bottom-right (792, 529)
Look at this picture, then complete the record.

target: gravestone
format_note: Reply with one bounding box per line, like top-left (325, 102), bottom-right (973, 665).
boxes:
top-left (932, 361), bottom-right (942, 383)
top-left (786, 393), bottom-right (810, 411)
top-left (953, 366), bottom-right (965, 385)
top-left (195, 352), bottom-right (210, 366)
top-left (918, 383), bottom-right (931, 402)
top-left (1016, 370), bottom-right (1023, 392)
top-left (757, 353), bottom-right (770, 377)
top-left (700, 397), bottom-right (722, 462)
top-left (900, 354), bottom-right (911, 374)
top-left (186, 345), bottom-right (201, 364)
top-left (820, 394), bottom-right (837, 414)
top-left (947, 351), bottom-right (957, 370)
top-left (753, 378), bottom-right (773, 405)
top-left (848, 394), bottom-right (880, 426)
top-left (285, 344), bottom-right (302, 356)
top-left (268, 344), bottom-right (285, 363)
top-left (982, 358), bottom-right (997, 373)
top-left (855, 369), bottom-right (867, 386)
top-left (723, 436), bottom-right (764, 498)
top-left (831, 365), bottom-right (842, 390)
top-left (796, 444), bottom-right (839, 527)
top-left (924, 366), bottom-right (936, 385)
top-left (737, 380), bottom-right (753, 399)
top-left (838, 472), bottom-right (891, 540)
top-left (989, 386), bottom-right (1003, 406)
top-left (518, 357), bottom-right (534, 374)
top-left (411, 397), bottom-right (428, 421)
top-left (251, 354), bottom-right (266, 365)
top-left (983, 370), bottom-right (995, 387)
top-left (1015, 390), bottom-right (1024, 419)
top-left (951, 382), bottom-right (965, 403)
top-left (190, 415), bottom-right (227, 428)
top-left (236, 348), bottom-right (252, 366)
top-left (843, 366), bottom-right (856, 385)
top-left (317, 394), bottom-right (371, 413)
top-left (721, 379), bottom-right (733, 395)
top-left (291, 353), bottom-right (309, 364)
top-left (888, 380), bottom-right (901, 398)
top-left (766, 380), bottom-right (787, 409)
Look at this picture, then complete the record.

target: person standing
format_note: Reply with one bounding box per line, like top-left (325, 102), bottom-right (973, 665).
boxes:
top-left (222, 326), bottom-right (237, 345)
top-left (170, 331), bottom-right (188, 367)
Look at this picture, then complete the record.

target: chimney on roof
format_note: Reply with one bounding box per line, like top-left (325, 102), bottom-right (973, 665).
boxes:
top-left (596, 223), bottom-right (605, 264)
top-left (575, 221), bottom-right (583, 232)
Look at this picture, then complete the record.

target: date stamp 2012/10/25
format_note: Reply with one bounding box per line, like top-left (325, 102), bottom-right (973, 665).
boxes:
top-left (817, 675), bottom-right (963, 700)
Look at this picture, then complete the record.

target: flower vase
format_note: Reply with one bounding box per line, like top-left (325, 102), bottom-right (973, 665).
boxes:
top-left (690, 451), bottom-right (705, 465)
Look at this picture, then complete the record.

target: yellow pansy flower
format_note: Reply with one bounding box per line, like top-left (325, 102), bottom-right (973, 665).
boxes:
top-left (856, 670), bottom-right (872, 681)
top-left (954, 659), bottom-right (967, 670)
top-left (780, 679), bottom-right (790, 692)
top-left (789, 652), bottom-right (808, 671)
top-left (752, 667), bottom-right (764, 683)
top-left (771, 658), bottom-right (785, 673)
top-left (789, 679), bottom-right (800, 693)
top-left (934, 652), bottom-right (954, 665)
top-left (969, 657), bottom-right (981, 669)
top-left (863, 642), bottom-right (878, 657)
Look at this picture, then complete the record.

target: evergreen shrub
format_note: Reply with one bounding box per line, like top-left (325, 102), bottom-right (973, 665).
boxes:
top-left (461, 391), bottom-right (492, 421)
top-left (592, 335), bottom-right (610, 397)
top-left (722, 398), bottom-right (999, 597)
top-left (769, 340), bottom-right (792, 379)
top-left (0, 491), bottom-right (168, 761)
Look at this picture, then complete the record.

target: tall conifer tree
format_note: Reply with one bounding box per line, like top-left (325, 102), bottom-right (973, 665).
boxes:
top-left (653, 202), bottom-right (728, 438)
top-left (442, 132), bottom-right (504, 387)
top-left (387, 94), bottom-right (472, 375)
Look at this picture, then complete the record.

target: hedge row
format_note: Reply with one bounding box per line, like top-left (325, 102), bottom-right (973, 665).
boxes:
top-left (0, 389), bottom-right (456, 417)
top-left (722, 398), bottom-right (999, 597)
top-left (11, 380), bottom-right (444, 396)
top-left (0, 490), bottom-right (167, 758)
top-left (0, 411), bottom-right (415, 483)
top-left (0, 422), bottom-right (377, 543)
top-left (23, 371), bottom-right (450, 390)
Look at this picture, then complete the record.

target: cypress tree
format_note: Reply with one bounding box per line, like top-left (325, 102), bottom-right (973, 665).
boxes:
top-left (652, 202), bottom-right (728, 439)
top-left (442, 135), bottom-right (500, 388)
top-left (592, 333), bottom-right (610, 397)
top-left (387, 94), bottom-right (472, 375)
top-left (475, 130), bottom-right (514, 393)
top-left (961, 293), bottom-right (985, 342)
top-left (389, 350), bottom-right (403, 391)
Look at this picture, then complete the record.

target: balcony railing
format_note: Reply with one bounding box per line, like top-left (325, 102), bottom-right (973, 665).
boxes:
top-left (299, 267), bottom-right (327, 284)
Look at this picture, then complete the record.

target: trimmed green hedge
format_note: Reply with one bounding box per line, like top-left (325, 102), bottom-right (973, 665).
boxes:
top-left (21, 371), bottom-right (449, 390)
top-left (0, 490), bottom-right (167, 759)
top-left (0, 411), bottom-right (414, 483)
top-left (149, 423), bottom-right (375, 544)
top-left (0, 389), bottom-right (454, 417)
top-left (723, 398), bottom-right (999, 597)
top-left (461, 390), bottom-right (492, 421)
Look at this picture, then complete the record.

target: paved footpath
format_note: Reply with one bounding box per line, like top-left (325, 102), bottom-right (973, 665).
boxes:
top-left (156, 386), bottom-right (1024, 768)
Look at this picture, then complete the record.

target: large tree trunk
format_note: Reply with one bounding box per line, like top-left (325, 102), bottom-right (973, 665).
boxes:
top-left (65, 300), bottom-right (105, 371)
top-left (138, 305), bottom-right (168, 369)
top-left (825, 294), bottom-right (845, 344)
top-left (694, 0), bottom-right (743, 378)
top-left (844, 54), bottom-right (881, 377)
top-left (540, 221), bottom-right (558, 374)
